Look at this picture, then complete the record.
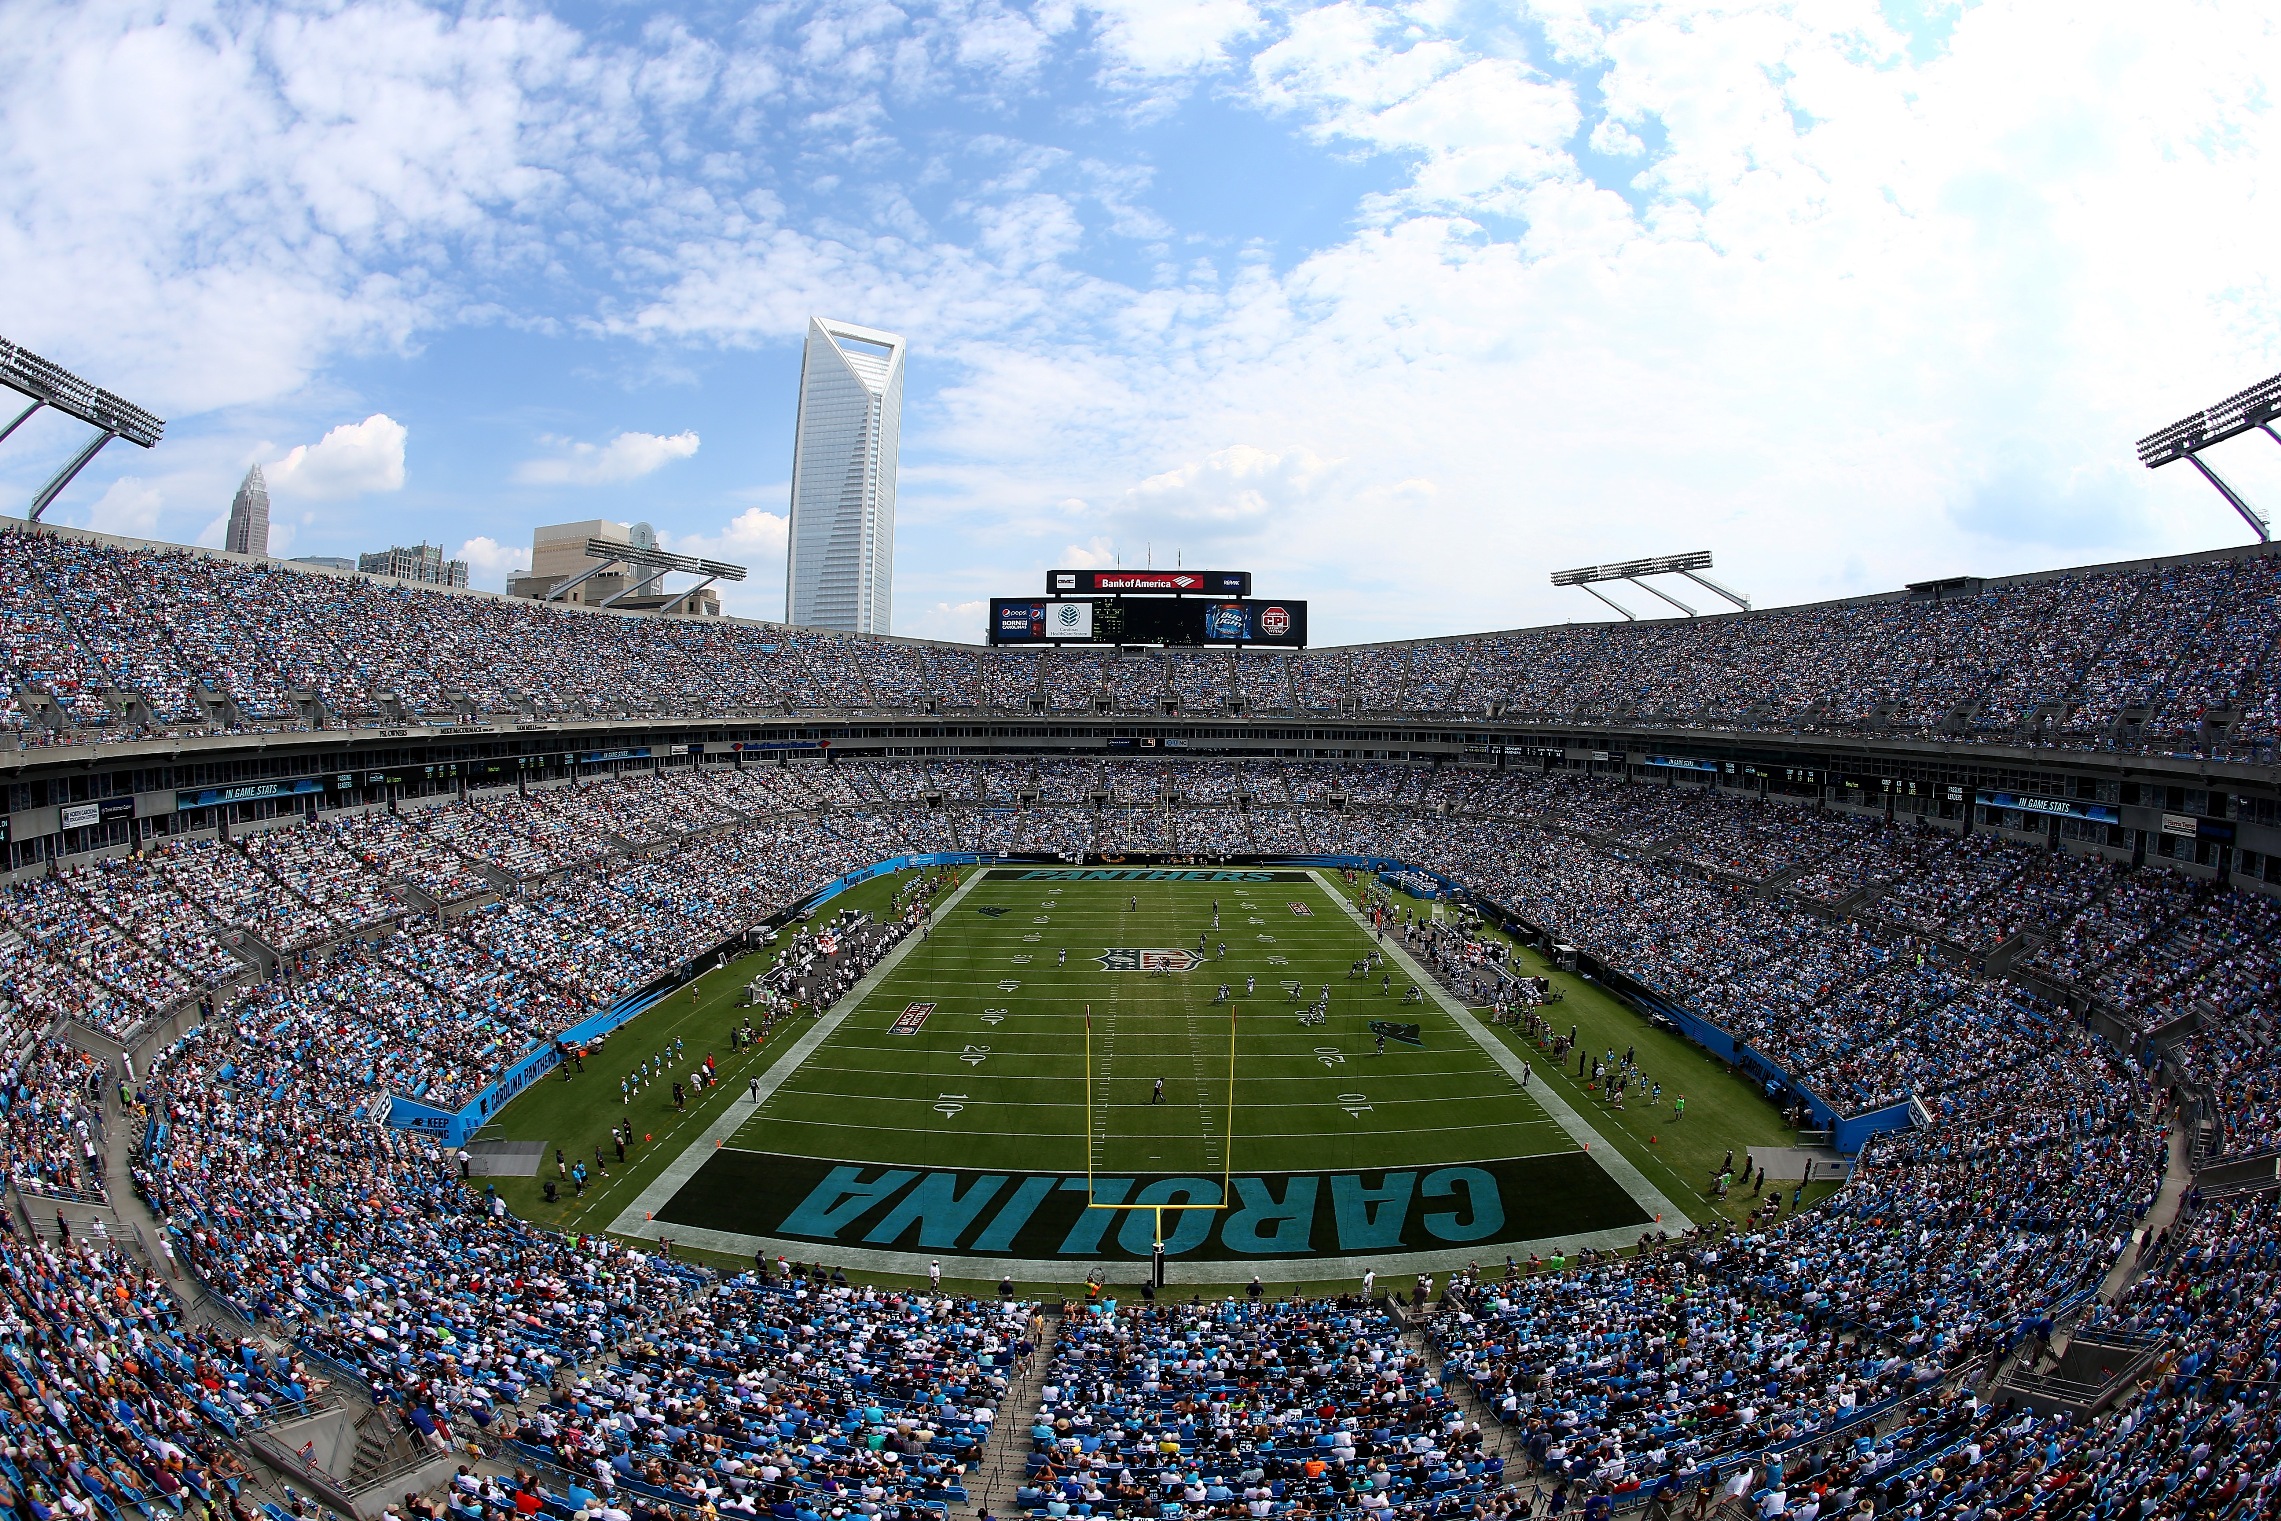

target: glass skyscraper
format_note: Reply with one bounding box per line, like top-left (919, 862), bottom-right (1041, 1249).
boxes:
top-left (225, 465), bottom-right (269, 557)
top-left (786, 317), bottom-right (904, 633)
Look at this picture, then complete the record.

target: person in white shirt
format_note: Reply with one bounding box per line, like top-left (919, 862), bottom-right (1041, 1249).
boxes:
top-left (1721, 1465), bottom-right (1756, 1508)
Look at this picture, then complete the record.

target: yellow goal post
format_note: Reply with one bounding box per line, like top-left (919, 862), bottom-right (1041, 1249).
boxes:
top-left (1081, 1001), bottom-right (1238, 1251)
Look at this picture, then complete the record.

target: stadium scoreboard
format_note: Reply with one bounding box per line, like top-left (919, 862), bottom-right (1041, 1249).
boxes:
top-left (1049, 568), bottom-right (1251, 596)
top-left (991, 595), bottom-right (1307, 647)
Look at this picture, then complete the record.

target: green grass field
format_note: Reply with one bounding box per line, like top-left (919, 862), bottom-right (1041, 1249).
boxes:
top-left (735, 870), bottom-right (1565, 1175)
top-left (477, 861), bottom-right (1824, 1290)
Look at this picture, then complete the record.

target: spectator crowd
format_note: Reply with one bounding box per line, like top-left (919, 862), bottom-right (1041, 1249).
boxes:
top-left (2, 525), bottom-right (2280, 760)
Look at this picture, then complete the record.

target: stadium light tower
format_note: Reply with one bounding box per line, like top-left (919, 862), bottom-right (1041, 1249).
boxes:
top-left (543, 537), bottom-right (748, 613)
top-left (2135, 370), bottom-right (2281, 543)
top-left (0, 336), bottom-right (166, 521)
top-left (1551, 551), bottom-right (1751, 620)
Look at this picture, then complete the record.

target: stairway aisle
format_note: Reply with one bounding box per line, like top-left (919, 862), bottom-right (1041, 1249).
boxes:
top-left (1403, 1307), bottom-right (1528, 1470)
top-left (966, 1307), bottom-right (1060, 1517)
top-left (2097, 1114), bottom-right (2193, 1304)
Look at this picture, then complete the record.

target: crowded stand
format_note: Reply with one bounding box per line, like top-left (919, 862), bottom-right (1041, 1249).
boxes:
top-left (0, 1214), bottom-right (271, 1505)
top-left (1430, 1023), bottom-right (2166, 1499)
top-left (1102, 650), bottom-right (1161, 712)
top-left (3, 1046), bottom-right (109, 1199)
top-left (1862, 832), bottom-right (2036, 938)
top-left (926, 645), bottom-right (982, 708)
top-left (2085, 885), bottom-right (2281, 1025)
top-left (1788, 984), bottom-right (2074, 1118)
top-left (1942, 845), bottom-right (2116, 956)
top-left (2020, 865), bottom-right (2203, 1000)
top-left (154, 833), bottom-right (339, 952)
top-left (239, 819), bottom-right (409, 932)
top-left (2165, 1005), bottom-right (2281, 1163)
top-left (220, 931), bottom-right (546, 1111)
top-left (1168, 650), bottom-right (1228, 712)
top-left (445, 790), bottom-right (628, 881)
top-left (1438, 1253), bottom-right (1914, 1492)
top-left (137, 1016), bottom-right (710, 1422)
top-left (1025, 1296), bottom-right (1477, 1518)
top-left (2, 868), bottom-right (209, 1032)
top-left (505, 1274), bottom-right (1024, 1515)
top-left (985, 650), bottom-right (1040, 711)
top-left (57, 852), bottom-right (245, 990)
top-left (0, 930), bottom-right (118, 1038)
top-left (334, 807), bottom-right (499, 904)
top-left (0, 526), bottom-right (2277, 761)
top-left (0, 747), bottom-right (2274, 1518)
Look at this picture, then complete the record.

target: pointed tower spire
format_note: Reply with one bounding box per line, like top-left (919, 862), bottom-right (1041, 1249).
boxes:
top-left (226, 465), bottom-right (270, 557)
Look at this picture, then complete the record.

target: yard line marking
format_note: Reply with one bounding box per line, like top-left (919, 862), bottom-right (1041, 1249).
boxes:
top-left (1311, 868), bottom-right (1690, 1235)
top-left (604, 866), bottom-right (990, 1237)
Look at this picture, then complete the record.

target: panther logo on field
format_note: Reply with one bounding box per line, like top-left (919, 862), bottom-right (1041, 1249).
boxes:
top-left (1094, 948), bottom-right (1204, 973)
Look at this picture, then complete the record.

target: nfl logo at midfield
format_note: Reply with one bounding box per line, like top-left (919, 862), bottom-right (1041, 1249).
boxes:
top-left (1094, 948), bottom-right (1204, 973)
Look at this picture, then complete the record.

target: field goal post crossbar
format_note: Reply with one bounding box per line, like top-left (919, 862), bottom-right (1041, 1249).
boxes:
top-left (1082, 1001), bottom-right (1238, 1261)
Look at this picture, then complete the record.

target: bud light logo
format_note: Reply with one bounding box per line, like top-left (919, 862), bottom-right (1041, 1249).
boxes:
top-left (1204, 603), bottom-right (1251, 640)
top-left (1260, 605), bottom-right (1292, 637)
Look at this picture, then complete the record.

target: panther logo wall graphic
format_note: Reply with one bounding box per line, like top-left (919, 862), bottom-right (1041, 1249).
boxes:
top-left (1094, 948), bottom-right (1204, 973)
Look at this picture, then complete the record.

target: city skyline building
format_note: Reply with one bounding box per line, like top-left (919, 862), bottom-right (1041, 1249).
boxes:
top-left (225, 465), bottom-right (269, 557)
top-left (785, 317), bottom-right (904, 633)
top-left (358, 541), bottom-right (469, 587)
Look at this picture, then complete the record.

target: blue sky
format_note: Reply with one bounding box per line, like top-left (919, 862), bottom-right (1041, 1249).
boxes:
top-left (3, 0), bottom-right (2278, 643)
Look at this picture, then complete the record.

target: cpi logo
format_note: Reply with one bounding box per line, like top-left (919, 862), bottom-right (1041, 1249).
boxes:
top-left (1259, 605), bottom-right (1292, 637)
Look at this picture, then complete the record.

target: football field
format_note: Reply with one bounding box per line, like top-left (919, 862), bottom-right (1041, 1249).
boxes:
top-left (614, 867), bottom-right (1686, 1281)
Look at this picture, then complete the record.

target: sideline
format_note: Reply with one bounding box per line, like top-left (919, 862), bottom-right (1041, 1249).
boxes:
top-left (1311, 870), bottom-right (1692, 1236)
top-left (607, 869), bottom-right (989, 1237)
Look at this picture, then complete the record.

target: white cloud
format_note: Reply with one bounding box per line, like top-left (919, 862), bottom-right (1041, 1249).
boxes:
top-left (665, 505), bottom-right (789, 562)
top-left (1083, 0), bottom-right (1260, 83)
top-left (1059, 535), bottom-right (1119, 568)
top-left (0, 0), bottom-right (610, 415)
top-left (661, 507), bottom-right (792, 620)
top-left (454, 535), bottom-right (525, 591)
top-left (513, 430), bottom-right (702, 487)
top-left (901, 598), bottom-right (989, 642)
top-left (82, 477), bottom-right (165, 539)
top-left (9, 0), bottom-right (2280, 646)
top-left (267, 415), bottom-right (407, 500)
top-left (881, 1), bottom-right (2281, 640)
top-left (1587, 118), bottom-right (1645, 158)
top-left (1116, 445), bottom-right (1338, 536)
